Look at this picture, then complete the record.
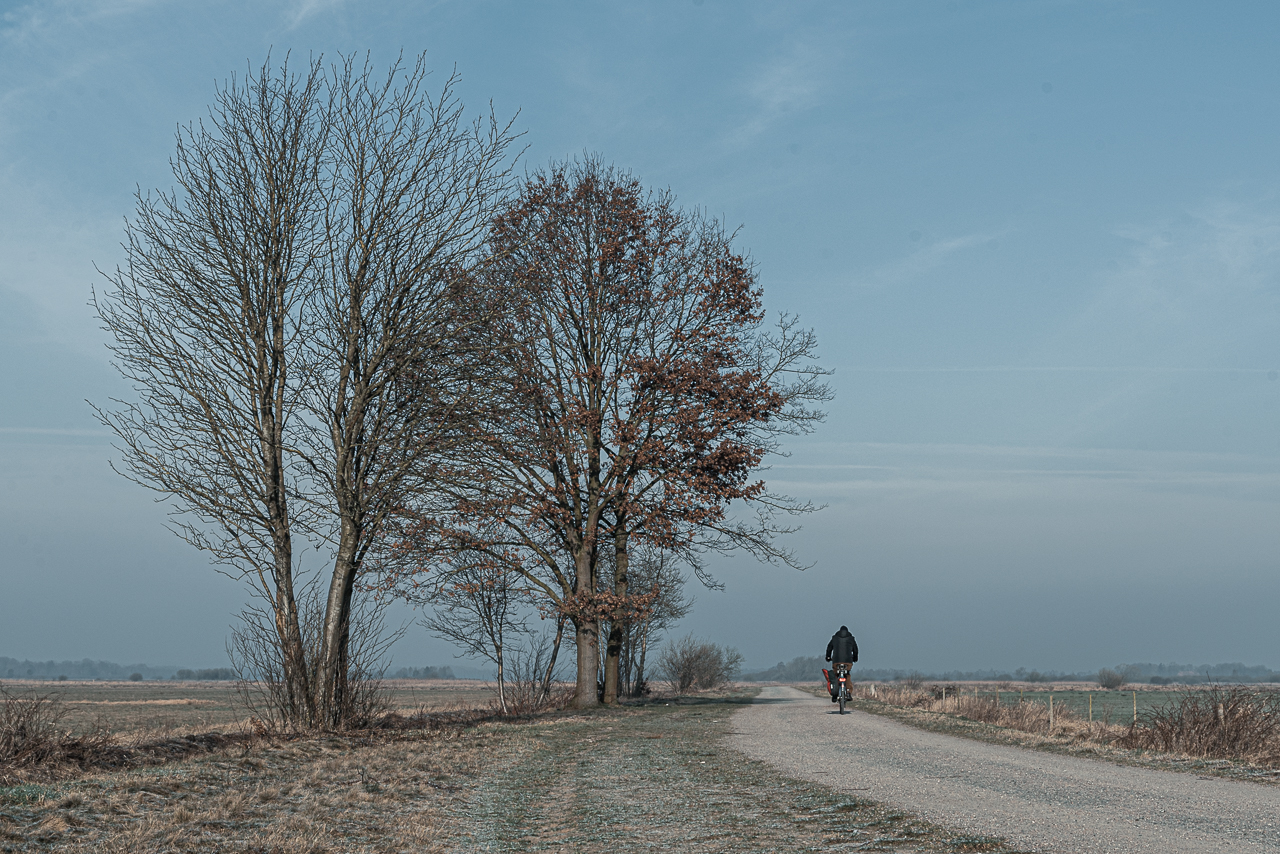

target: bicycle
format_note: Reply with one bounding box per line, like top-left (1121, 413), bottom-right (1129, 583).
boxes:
top-left (823, 662), bottom-right (853, 714)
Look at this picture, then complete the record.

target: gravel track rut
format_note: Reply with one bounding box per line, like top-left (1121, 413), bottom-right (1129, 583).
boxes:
top-left (729, 686), bottom-right (1280, 853)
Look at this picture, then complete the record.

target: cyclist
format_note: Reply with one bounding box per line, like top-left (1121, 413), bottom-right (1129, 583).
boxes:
top-left (825, 626), bottom-right (858, 705)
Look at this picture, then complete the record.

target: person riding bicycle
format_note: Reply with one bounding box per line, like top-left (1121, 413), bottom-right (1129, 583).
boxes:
top-left (825, 626), bottom-right (858, 703)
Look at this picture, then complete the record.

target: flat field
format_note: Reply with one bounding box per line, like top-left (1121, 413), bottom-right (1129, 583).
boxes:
top-left (927, 685), bottom-right (1201, 724)
top-left (0, 680), bottom-right (499, 736)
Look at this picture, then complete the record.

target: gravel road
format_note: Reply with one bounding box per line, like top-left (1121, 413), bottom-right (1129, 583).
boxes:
top-left (729, 686), bottom-right (1280, 853)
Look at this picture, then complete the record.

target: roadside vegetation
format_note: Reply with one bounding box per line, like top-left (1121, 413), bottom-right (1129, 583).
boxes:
top-left (833, 680), bottom-right (1280, 782)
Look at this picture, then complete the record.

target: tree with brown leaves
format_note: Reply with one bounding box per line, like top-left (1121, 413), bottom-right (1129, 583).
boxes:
top-left (389, 157), bottom-right (830, 708)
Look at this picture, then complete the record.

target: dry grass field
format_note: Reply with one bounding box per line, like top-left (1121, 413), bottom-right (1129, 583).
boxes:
top-left (0, 682), bottom-right (1020, 853)
top-left (1, 680), bottom-right (500, 737)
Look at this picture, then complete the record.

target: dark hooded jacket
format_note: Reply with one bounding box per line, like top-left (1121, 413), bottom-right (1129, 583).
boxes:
top-left (826, 627), bottom-right (858, 664)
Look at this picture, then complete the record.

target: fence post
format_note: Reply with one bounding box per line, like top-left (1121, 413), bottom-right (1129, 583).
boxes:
top-left (1088, 693), bottom-right (1092, 723)
top-left (1049, 694), bottom-right (1054, 731)
top-left (1132, 691), bottom-right (1137, 725)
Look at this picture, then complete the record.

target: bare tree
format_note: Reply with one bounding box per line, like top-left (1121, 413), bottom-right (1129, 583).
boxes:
top-left (507, 619), bottom-right (572, 712)
top-left (658, 635), bottom-right (743, 694)
top-left (421, 556), bottom-right (528, 713)
top-left (92, 55), bottom-right (328, 725)
top-left (94, 52), bottom-right (518, 730)
top-left (300, 53), bottom-right (517, 728)
top-left (610, 547), bottom-right (690, 697)
top-left (231, 581), bottom-right (401, 730)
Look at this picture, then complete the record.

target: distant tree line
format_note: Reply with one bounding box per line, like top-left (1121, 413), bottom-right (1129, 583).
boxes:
top-left (388, 666), bottom-right (455, 680)
top-left (740, 656), bottom-right (1280, 685)
top-left (173, 668), bottom-right (237, 681)
top-left (0, 658), bottom-right (174, 681)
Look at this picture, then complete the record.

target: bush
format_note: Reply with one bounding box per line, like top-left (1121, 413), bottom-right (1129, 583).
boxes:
top-left (1098, 668), bottom-right (1125, 689)
top-left (128, 673), bottom-right (143, 682)
top-left (658, 635), bottom-right (743, 694)
top-left (1, 689), bottom-right (112, 772)
top-left (1119, 686), bottom-right (1280, 762)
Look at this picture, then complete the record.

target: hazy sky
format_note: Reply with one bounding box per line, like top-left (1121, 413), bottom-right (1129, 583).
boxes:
top-left (2, 0), bottom-right (1279, 675)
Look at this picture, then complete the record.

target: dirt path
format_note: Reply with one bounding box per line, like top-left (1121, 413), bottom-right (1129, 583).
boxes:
top-left (729, 686), bottom-right (1280, 853)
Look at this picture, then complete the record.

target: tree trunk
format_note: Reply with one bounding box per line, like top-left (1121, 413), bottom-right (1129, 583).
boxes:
top-left (602, 526), bottom-right (628, 705)
top-left (539, 615), bottom-right (566, 706)
top-left (572, 617), bottom-right (599, 708)
top-left (317, 514), bottom-right (359, 728)
top-left (495, 638), bottom-right (507, 713)
top-left (570, 541), bottom-right (601, 708)
top-left (271, 541), bottom-right (312, 725)
top-left (636, 622), bottom-right (649, 694)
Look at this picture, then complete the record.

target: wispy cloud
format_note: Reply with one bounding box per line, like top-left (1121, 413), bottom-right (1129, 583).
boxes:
top-left (0, 0), bottom-right (165, 142)
top-left (0, 0), bottom-right (162, 44)
top-left (282, 0), bottom-right (344, 29)
top-left (835, 366), bottom-right (1273, 374)
top-left (857, 231), bottom-right (1004, 289)
top-left (727, 38), bottom-right (834, 145)
top-left (1041, 200), bottom-right (1280, 371)
top-left (768, 441), bottom-right (1280, 509)
top-left (0, 427), bottom-right (109, 437)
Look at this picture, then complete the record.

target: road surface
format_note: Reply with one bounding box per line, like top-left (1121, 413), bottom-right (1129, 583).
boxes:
top-left (729, 685), bottom-right (1280, 853)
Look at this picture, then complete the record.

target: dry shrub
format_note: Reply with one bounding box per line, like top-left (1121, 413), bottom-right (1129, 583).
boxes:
top-left (658, 635), bottom-right (743, 695)
top-left (231, 585), bottom-right (398, 732)
top-left (859, 683), bottom-right (1077, 735)
top-left (0, 688), bottom-right (113, 775)
top-left (1097, 668), bottom-right (1125, 689)
top-left (503, 629), bottom-right (572, 714)
top-left (1118, 686), bottom-right (1280, 763)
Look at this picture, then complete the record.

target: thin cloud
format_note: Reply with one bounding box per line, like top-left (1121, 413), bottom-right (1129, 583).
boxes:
top-left (1, 0), bottom-right (162, 44)
top-left (858, 232), bottom-right (1004, 289)
top-left (727, 39), bottom-right (832, 145)
top-left (1041, 200), bottom-right (1280, 370)
top-left (0, 427), bottom-right (110, 437)
top-left (282, 0), bottom-right (344, 29)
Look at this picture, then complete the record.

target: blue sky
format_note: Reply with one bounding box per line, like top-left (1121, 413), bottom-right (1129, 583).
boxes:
top-left (2, 0), bottom-right (1278, 674)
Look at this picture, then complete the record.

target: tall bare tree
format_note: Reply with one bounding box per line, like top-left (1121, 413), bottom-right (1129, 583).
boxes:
top-left (301, 54), bottom-right (517, 728)
top-left (94, 52), bottom-right (517, 729)
top-left (92, 56), bottom-right (328, 724)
